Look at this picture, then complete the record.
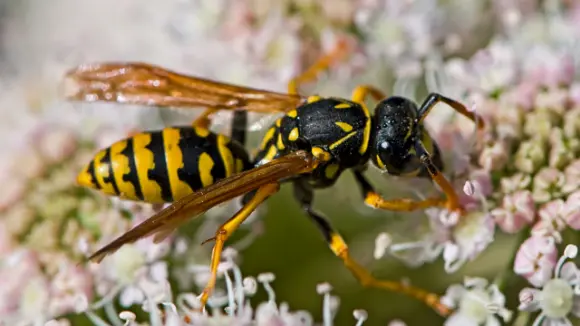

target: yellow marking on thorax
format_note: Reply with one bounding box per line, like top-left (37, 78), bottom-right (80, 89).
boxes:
top-left (325, 164), bottom-right (340, 179)
top-left (276, 133), bottom-right (285, 150)
top-left (307, 95), bottom-right (321, 103)
top-left (359, 103), bottom-right (371, 155)
top-left (260, 127), bottom-right (276, 150)
top-left (275, 118), bottom-right (282, 127)
top-left (287, 110), bottom-right (298, 118)
top-left (110, 140), bottom-right (137, 199)
top-left (133, 133), bottom-right (162, 201)
top-left (92, 149), bottom-right (115, 195)
top-left (334, 103), bottom-right (351, 109)
top-left (288, 128), bottom-right (300, 141)
top-left (329, 131), bottom-right (357, 150)
top-left (217, 135), bottom-right (234, 177)
top-left (335, 121), bottom-right (353, 132)
top-left (198, 153), bottom-right (215, 187)
top-left (263, 145), bottom-right (278, 163)
top-left (194, 127), bottom-right (210, 138)
top-left (311, 147), bottom-right (331, 161)
top-left (163, 128), bottom-right (193, 200)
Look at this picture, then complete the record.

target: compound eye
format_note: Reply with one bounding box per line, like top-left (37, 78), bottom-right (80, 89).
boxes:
top-left (379, 141), bottom-right (393, 156)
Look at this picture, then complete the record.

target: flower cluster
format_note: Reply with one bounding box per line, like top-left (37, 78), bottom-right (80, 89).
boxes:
top-left (373, 1), bottom-right (580, 276)
top-left (44, 248), bottom-right (371, 326)
top-left (4, 0), bottom-right (580, 325)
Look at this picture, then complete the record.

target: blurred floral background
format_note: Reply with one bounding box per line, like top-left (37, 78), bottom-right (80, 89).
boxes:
top-left (1, 0), bottom-right (580, 325)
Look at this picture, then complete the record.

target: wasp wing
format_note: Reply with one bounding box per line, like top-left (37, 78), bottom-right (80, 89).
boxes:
top-left (87, 150), bottom-right (317, 263)
top-left (64, 62), bottom-right (305, 113)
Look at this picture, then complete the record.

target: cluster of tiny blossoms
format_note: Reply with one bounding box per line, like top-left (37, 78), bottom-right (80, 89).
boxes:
top-left (0, 125), bottom-right (177, 324)
top-left (45, 248), bottom-right (374, 326)
top-left (374, 4), bottom-right (580, 325)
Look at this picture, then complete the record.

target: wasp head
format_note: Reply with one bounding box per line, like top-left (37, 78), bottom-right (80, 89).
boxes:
top-left (370, 97), bottom-right (422, 175)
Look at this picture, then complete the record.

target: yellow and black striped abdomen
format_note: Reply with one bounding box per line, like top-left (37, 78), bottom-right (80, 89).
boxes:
top-left (77, 127), bottom-right (251, 203)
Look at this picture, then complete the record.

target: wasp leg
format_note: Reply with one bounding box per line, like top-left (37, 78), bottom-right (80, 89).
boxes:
top-left (353, 171), bottom-right (446, 211)
top-left (417, 93), bottom-right (485, 130)
top-left (199, 183), bottom-right (280, 309)
top-left (287, 39), bottom-right (350, 95)
top-left (292, 180), bottom-right (451, 316)
top-left (415, 141), bottom-right (462, 213)
top-left (192, 108), bottom-right (218, 129)
top-left (230, 111), bottom-right (247, 146)
top-left (351, 85), bottom-right (387, 104)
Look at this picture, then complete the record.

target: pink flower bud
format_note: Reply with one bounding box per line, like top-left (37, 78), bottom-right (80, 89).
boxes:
top-left (491, 191), bottom-right (535, 233)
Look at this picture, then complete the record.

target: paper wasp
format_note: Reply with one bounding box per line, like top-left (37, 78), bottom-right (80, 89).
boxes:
top-left (65, 41), bottom-right (484, 316)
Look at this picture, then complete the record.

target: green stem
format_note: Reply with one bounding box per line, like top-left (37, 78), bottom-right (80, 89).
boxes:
top-left (493, 227), bottom-right (530, 291)
top-left (492, 227), bottom-right (532, 326)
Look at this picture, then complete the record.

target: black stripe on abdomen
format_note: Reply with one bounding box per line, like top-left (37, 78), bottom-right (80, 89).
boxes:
top-left (177, 128), bottom-right (227, 191)
top-left (121, 138), bottom-right (144, 200)
top-left (146, 131), bottom-right (172, 202)
top-left (101, 148), bottom-right (120, 195)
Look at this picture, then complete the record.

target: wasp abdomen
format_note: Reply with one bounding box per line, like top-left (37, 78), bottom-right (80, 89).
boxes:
top-left (77, 127), bottom-right (251, 203)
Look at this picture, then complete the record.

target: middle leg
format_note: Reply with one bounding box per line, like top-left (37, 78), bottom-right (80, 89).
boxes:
top-left (198, 182), bottom-right (280, 308)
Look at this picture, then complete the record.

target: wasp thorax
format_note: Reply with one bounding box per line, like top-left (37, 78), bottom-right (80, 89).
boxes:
top-left (370, 97), bottom-right (421, 175)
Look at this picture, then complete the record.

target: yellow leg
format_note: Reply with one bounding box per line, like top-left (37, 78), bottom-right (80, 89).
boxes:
top-left (353, 171), bottom-right (447, 211)
top-left (418, 151), bottom-right (462, 213)
top-left (351, 84), bottom-right (387, 104)
top-left (192, 108), bottom-right (218, 129)
top-left (198, 183), bottom-right (280, 309)
top-left (330, 233), bottom-right (451, 316)
top-left (292, 180), bottom-right (450, 316)
top-left (287, 39), bottom-right (350, 95)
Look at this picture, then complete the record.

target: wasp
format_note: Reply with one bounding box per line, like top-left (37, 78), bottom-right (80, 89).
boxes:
top-left (65, 40), bottom-right (484, 316)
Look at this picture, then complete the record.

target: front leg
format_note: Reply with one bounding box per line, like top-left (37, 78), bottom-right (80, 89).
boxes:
top-left (415, 141), bottom-right (462, 213)
top-left (354, 171), bottom-right (446, 212)
top-left (353, 170), bottom-right (446, 211)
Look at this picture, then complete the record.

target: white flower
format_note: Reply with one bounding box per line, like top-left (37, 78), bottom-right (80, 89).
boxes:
top-left (518, 245), bottom-right (580, 326)
top-left (440, 210), bottom-right (496, 273)
top-left (442, 277), bottom-right (512, 326)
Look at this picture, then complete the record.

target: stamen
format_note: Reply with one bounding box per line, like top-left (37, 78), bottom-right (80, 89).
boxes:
top-left (232, 266), bottom-right (245, 315)
top-left (317, 282), bottom-right (334, 326)
top-left (242, 277), bottom-right (258, 296)
top-left (177, 293), bottom-right (202, 312)
top-left (531, 313), bottom-right (546, 326)
top-left (564, 245), bottom-right (578, 259)
top-left (176, 293), bottom-right (202, 320)
top-left (223, 247), bottom-right (245, 315)
top-left (223, 269), bottom-right (236, 316)
top-left (257, 273), bottom-right (276, 303)
top-left (353, 309), bottom-right (368, 326)
top-left (374, 232), bottom-right (392, 259)
top-left (142, 289), bottom-right (162, 326)
top-left (90, 284), bottom-right (123, 310)
top-left (84, 309), bottom-right (110, 326)
top-left (555, 250), bottom-right (570, 279)
top-left (119, 311), bottom-right (136, 326)
top-left (104, 301), bottom-right (122, 326)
